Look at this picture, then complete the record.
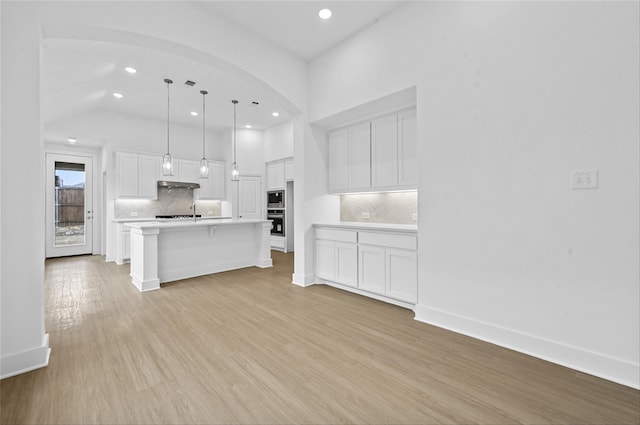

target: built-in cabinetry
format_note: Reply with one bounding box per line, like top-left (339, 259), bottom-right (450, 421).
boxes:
top-left (116, 152), bottom-right (161, 199)
top-left (328, 122), bottom-right (371, 192)
top-left (266, 161), bottom-right (285, 191)
top-left (284, 159), bottom-right (294, 182)
top-left (266, 157), bottom-right (293, 190)
top-left (266, 157), bottom-right (294, 251)
top-left (315, 224), bottom-right (418, 308)
top-left (115, 152), bottom-right (225, 200)
top-left (115, 221), bottom-right (133, 264)
top-left (316, 228), bottom-right (358, 287)
top-left (328, 107), bottom-right (417, 193)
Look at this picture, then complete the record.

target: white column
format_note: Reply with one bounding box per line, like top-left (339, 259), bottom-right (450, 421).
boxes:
top-left (129, 227), bottom-right (160, 292)
top-left (255, 222), bottom-right (273, 268)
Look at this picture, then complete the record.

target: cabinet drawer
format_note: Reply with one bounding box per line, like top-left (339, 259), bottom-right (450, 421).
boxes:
top-left (358, 231), bottom-right (416, 250)
top-left (316, 228), bottom-right (357, 243)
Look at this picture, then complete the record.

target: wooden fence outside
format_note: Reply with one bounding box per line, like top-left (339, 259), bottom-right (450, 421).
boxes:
top-left (55, 187), bottom-right (84, 226)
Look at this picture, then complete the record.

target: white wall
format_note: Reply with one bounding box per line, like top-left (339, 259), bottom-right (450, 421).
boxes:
top-left (235, 129), bottom-right (265, 176)
top-left (47, 111), bottom-right (227, 163)
top-left (264, 120), bottom-right (294, 162)
top-left (1, 2), bottom-right (50, 378)
top-left (0, 0), bottom-right (307, 379)
top-left (310, 2), bottom-right (640, 388)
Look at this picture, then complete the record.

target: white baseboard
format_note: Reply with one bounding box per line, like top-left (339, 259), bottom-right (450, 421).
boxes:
top-left (414, 305), bottom-right (640, 390)
top-left (131, 274), bottom-right (160, 292)
top-left (292, 273), bottom-right (316, 287)
top-left (1, 334), bottom-right (51, 380)
top-left (319, 278), bottom-right (415, 311)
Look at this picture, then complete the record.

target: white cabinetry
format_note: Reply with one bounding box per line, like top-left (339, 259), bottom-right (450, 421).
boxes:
top-left (177, 159), bottom-right (199, 183)
top-left (315, 225), bottom-right (418, 307)
top-left (115, 222), bottom-right (132, 265)
top-left (398, 108), bottom-right (417, 186)
top-left (116, 152), bottom-right (160, 199)
top-left (371, 113), bottom-right (399, 188)
top-left (266, 161), bottom-right (285, 190)
top-left (284, 158), bottom-right (294, 181)
top-left (358, 245), bottom-right (386, 294)
top-left (358, 231), bottom-right (417, 303)
top-left (329, 122), bottom-right (371, 192)
top-left (328, 107), bottom-right (417, 193)
top-left (198, 161), bottom-right (225, 200)
top-left (386, 249), bottom-right (418, 303)
top-left (315, 228), bottom-right (358, 288)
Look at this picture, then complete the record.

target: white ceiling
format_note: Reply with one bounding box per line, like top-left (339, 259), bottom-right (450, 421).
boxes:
top-left (42, 1), bottom-right (407, 147)
top-left (198, 1), bottom-right (407, 61)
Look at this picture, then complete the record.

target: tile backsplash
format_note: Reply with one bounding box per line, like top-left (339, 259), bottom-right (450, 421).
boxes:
top-left (341, 191), bottom-right (418, 225)
top-left (114, 187), bottom-right (222, 219)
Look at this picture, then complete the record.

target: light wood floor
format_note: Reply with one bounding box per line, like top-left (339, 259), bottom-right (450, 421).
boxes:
top-left (1, 252), bottom-right (638, 424)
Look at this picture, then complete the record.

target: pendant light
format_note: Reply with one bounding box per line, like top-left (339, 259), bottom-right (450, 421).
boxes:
top-left (199, 90), bottom-right (209, 178)
top-left (231, 99), bottom-right (240, 181)
top-left (162, 78), bottom-right (174, 176)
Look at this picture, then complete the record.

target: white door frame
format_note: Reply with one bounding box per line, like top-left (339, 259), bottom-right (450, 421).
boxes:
top-left (45, 152), bottom-right (94, 258)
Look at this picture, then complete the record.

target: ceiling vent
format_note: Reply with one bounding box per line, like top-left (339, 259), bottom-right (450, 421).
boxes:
top-left (184, 80), bottom-right (196, 87)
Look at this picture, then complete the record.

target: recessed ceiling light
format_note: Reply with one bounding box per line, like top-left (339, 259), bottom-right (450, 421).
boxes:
top-left (113, 92), bottom-right (123, 99)
top-left (124, 67), bottom-right (137, 74)
top-left (67, 137), bottom-right (77, 144)
top-left (272, 112), bottom-right (280, 117)
top-left (245, 125), bottom-right (252, 129)
top-left (319, 8), bottom-right (332, 19)
top-left (190, 111), bottom-right (198, 116)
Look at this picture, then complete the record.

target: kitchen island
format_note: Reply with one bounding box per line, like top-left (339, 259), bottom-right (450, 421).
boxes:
top-left (125, 219), bottom-right (272, 292)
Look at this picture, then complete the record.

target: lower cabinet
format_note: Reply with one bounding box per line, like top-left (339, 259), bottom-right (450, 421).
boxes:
top-left (385, 248), bottom-right (418, 303)
top-left (115, 223), bottom-right (131, 265)
top-left (358, 245), bottom-right (386, 294)
top-left (316, 226), bottom-right (418, 306)
top-left (316, 229), bottom-right (358, 288)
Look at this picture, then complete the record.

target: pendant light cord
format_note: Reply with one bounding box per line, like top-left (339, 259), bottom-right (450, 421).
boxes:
top-left (232, 100), bottom-right (238, 165)
top-left (201, 90), bottom-right (208, 158)
top-left (164, 78), bottom-right (173, 154)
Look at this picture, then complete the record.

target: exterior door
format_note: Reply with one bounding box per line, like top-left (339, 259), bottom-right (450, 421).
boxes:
top-left (238, 176), bottom-right (262, 219)
top-left (45, 153), bottom-right (93, 257)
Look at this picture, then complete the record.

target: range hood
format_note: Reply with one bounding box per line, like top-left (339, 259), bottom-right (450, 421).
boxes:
top-left (157, 180), bottom-right (200, 189)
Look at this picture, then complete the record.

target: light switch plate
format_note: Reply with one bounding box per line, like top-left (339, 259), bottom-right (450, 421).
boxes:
top-left (361, 212), bottom-right (370, 219)
top-left (130, 211), bottom-right (138, 217)
top-left (571, 170), bottom-right (599, 190)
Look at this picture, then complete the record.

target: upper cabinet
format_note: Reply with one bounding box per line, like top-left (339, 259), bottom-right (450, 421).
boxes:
top-left (397, 108), bottom-right (417, 187)
top-left (115, 152), bottom-right (160, 199)
top-left (284, 158), bottom-right (294, 182)
top-left (198, 160), bottom-right (226, 200)
top-left (176, 159), bottom-right (199, 183)
top-left (329, 121), bottom-right (371, 192)
top-left (115, 152), bottom-right (225, 200)
top-left (266, 160), bottom-right (286, 191)
top-left (328, 107), bottom-right (417, 193)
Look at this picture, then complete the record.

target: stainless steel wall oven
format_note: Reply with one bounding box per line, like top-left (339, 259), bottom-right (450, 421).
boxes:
top-left (267, 209), bottom-right (285, 236)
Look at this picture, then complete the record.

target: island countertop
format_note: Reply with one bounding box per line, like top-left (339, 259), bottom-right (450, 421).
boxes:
top-left (126, 218), bottom-right (270, 230)
top-left (126, 218), bottom-right (273, 292)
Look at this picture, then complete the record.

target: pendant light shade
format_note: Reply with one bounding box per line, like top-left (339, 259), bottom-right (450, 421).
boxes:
top-left (231, 99), bottom-right (240, 181)
top-left (199, 90), bottom-right (209, 178)
top-left (163, 78), bottom-right (174, 176)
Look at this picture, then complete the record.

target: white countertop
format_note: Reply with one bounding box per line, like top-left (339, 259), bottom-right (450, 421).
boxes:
top-left (113, 217), bottom-right (157, 223)
top-left (314, 222), bottom-right (418, 233)
top-left (126, 218), bottom-right (270, 230)
top-left (113, 216), bottom-right (231, 223)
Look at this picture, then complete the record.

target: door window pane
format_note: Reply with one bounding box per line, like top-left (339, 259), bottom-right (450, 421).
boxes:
top-left (54, 162), bottom-right (85, 246)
